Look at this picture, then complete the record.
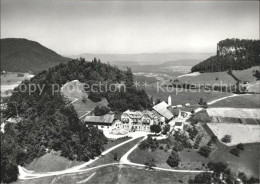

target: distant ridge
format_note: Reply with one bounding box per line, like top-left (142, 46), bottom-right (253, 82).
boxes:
top-left (1, 38), bottom-right (71, 73)
top-left (71, 52), bottom-right (213, 66)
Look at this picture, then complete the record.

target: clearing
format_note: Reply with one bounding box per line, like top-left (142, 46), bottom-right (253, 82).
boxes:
top-left (207, 108), bottom-right (260, 119)
top-left (178, 66), bottom-right (259, 86)
top-left (207, 123), bottom-right (260, 146)
top-left (210, 94), bottom-right (260, 108)
top-left (25, 152), bottom-right (83, 173)
top-left (61, 80), bottom-right (108, 117)
top-left (1, 72), bottom-right (34, 97)
top-left (142, 85), bottom-right (232, 106)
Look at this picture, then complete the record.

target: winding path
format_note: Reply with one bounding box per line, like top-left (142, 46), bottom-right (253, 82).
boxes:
top-left (18, 135), bottom-right (143, 180)
top-left (18, 92), bottom-right (244, 181)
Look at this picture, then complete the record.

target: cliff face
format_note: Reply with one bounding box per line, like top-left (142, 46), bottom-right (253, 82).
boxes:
top-left (191, 38), bottom-right (260, 73)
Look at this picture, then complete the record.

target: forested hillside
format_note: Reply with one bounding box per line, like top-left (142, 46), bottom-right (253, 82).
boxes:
top-left (1, 38), bottom-right (70, 73)
top-left (1, 58), bottom-right (151, 183)
top-left (191, 39), bottom-right (260, 73)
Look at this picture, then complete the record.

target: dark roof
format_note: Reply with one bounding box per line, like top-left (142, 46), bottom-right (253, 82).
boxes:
top-left (84, 115), bottom-right (114, 124)
top-left (169, 108), bottom-right (180, 116)
top-left (175, 122), bottom-right (183, 126)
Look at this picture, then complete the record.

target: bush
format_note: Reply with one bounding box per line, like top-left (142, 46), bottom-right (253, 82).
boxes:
top-left (187, 127), bottom-right (198, 140)
top-left (230, 148), bottom-right (240, 157)
top-left (94, 106), bottom-right (110, 116)
top-left (145, 156), bottom-right (156, 170)
top-left (210, 135), bottom-right (218, 143)
top-left (207, 162), bottom-right (228, 174)
top-left (113, 153), bottom-right (118, 161)
top-left (150, 124), bottom-right (162, 134)
top-left (162, 124), bottom-right (170, 135)
top-left (238, 172), bottom-right (247, 182)
top-left (88, 92), bottom-right (102, 102)
top-left (159, 145), bottom-right (164, 150)
top-left (193, 134), bottom-right (203, 149)
top-left (221, 135), bottom-right (232, 143)
top-left (198, 146), bottom-right (211, 157)
top-left (138, 137), bottom-right (159, 150)
top-left (172, 141), bottom-right (184, 152)
top-left (174, 132), bottom-right (192, 148)
top-left (236, 143), bottom-right (244, 150)
top-left (166, 150), bottom-right (180, 167)
top-left (189, 173), bottom-right (212, 184)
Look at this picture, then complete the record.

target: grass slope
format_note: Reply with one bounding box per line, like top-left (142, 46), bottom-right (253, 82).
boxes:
top-left (179, 66), bottom-right (259, 85)
top-left (61, 80), bottom-right (108, 117)
top-left (210, 94), bottom-right (260, 108)
top-left (25, 152), bottom-right (83, 173)
top-left (142, 85), bottom-right (231, 106)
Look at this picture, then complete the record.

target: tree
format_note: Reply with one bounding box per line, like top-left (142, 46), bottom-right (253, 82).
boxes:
top-left (202, 102), bottom-right (208, 108)
top-left (155, 99), bottom-right (161, 105)
top-left (166, 150), bottom-right (180, 167)
top-left (113, 153), bottom-right (118, 161)
top-left (145, 156), bottom-right (156, 170)
top-left (238, 172), bottom-right (247, 183)
top-left (230, 148), bottom-right (240, 157)
top-left (207, 162), bottom-right (228, 175)
top-left (236, 143), bottom-right (244, 150)
top-left (82, 96), bottom-right (87, 103)
top-left (198, 98), bottom-right (203, 105)
top-left (94, 106), bottom-right (110, 116)
top-left (162, 124), bottom-right (170, 135)
top-left (198, 146), bottom-right (211, 157)
top-left (189, 173), bottom-right (212, 184)
top-left (221, 135), bottom-right (232, 143)
top-left (1, 124), bottom-right (20, 183)
top-left (210, 135), bottom-right (218, 143)
top-left (193, 134), bottom-right (203, 149)
top-left (187, 127), bottom-right (198, 140)
top-left (150, 124), bottom-right (162, 134)
top-left (125, 67), bottom-right (134, 88)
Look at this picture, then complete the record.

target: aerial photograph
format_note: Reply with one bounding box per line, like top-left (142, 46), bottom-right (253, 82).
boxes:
top-left (1, 0), bottom-right (259, 183)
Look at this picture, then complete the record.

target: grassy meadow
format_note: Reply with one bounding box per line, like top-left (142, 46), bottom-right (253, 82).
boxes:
top-left (141, 85), bottom-right (232, 106)
top-left (61, 80), bottom-right (108, 118)
top-left (210, 94), bottom-right (260, 108)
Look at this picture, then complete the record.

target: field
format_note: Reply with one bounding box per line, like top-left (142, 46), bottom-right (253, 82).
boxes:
top-left (210, 94), bottom-right (260, 108)
top-left (61, 80), bottom-right (108, 117)
top-left (129, 149), bottom-right (172, 169)
top-left (233, 66), bottom-right (260, 83)
top-left (25, 152), bottom-right (83, 173)
top-left (60, 165), bottom-right (197, 184)
top-left (24, 137), bottom-right (130, 173)
top-left (178, 71), bottom-right (235, 85)
top-left (129, 123), bottom-right (260, 178)
top-left (1, 72), bottom-right (34, 97)
top-left (207, 123), bottom-right (260, 146)
top-left (142, 85), bottom-right (232, 106)
top-left (83, 137), bottom-right (143, 169)
top-left (207, 108), bottom-right (260, 119)
top-left (178, 66), bottom-right (259, 86)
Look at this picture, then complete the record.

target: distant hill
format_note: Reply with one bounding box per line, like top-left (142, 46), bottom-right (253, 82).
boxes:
top-left (161, 59), bottom-right (201, 66)
top-left (1, 38), bottom-right (70, 73)
top-left (191, 38), bottom-right (260, 73)
top-left (71, 52), bottom-right (212, 66)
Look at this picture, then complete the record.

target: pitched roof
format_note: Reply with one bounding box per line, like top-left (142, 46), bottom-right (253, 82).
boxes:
top-left (123, 110), bottom-right (143, 119)
top-left (84, 115), bottom-right (114, 124)
top-left (152, 101), bottom-right (174, 120)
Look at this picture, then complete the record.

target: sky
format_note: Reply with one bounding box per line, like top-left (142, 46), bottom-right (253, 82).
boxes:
top-left (1, 0), bottom-right (259, 55)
